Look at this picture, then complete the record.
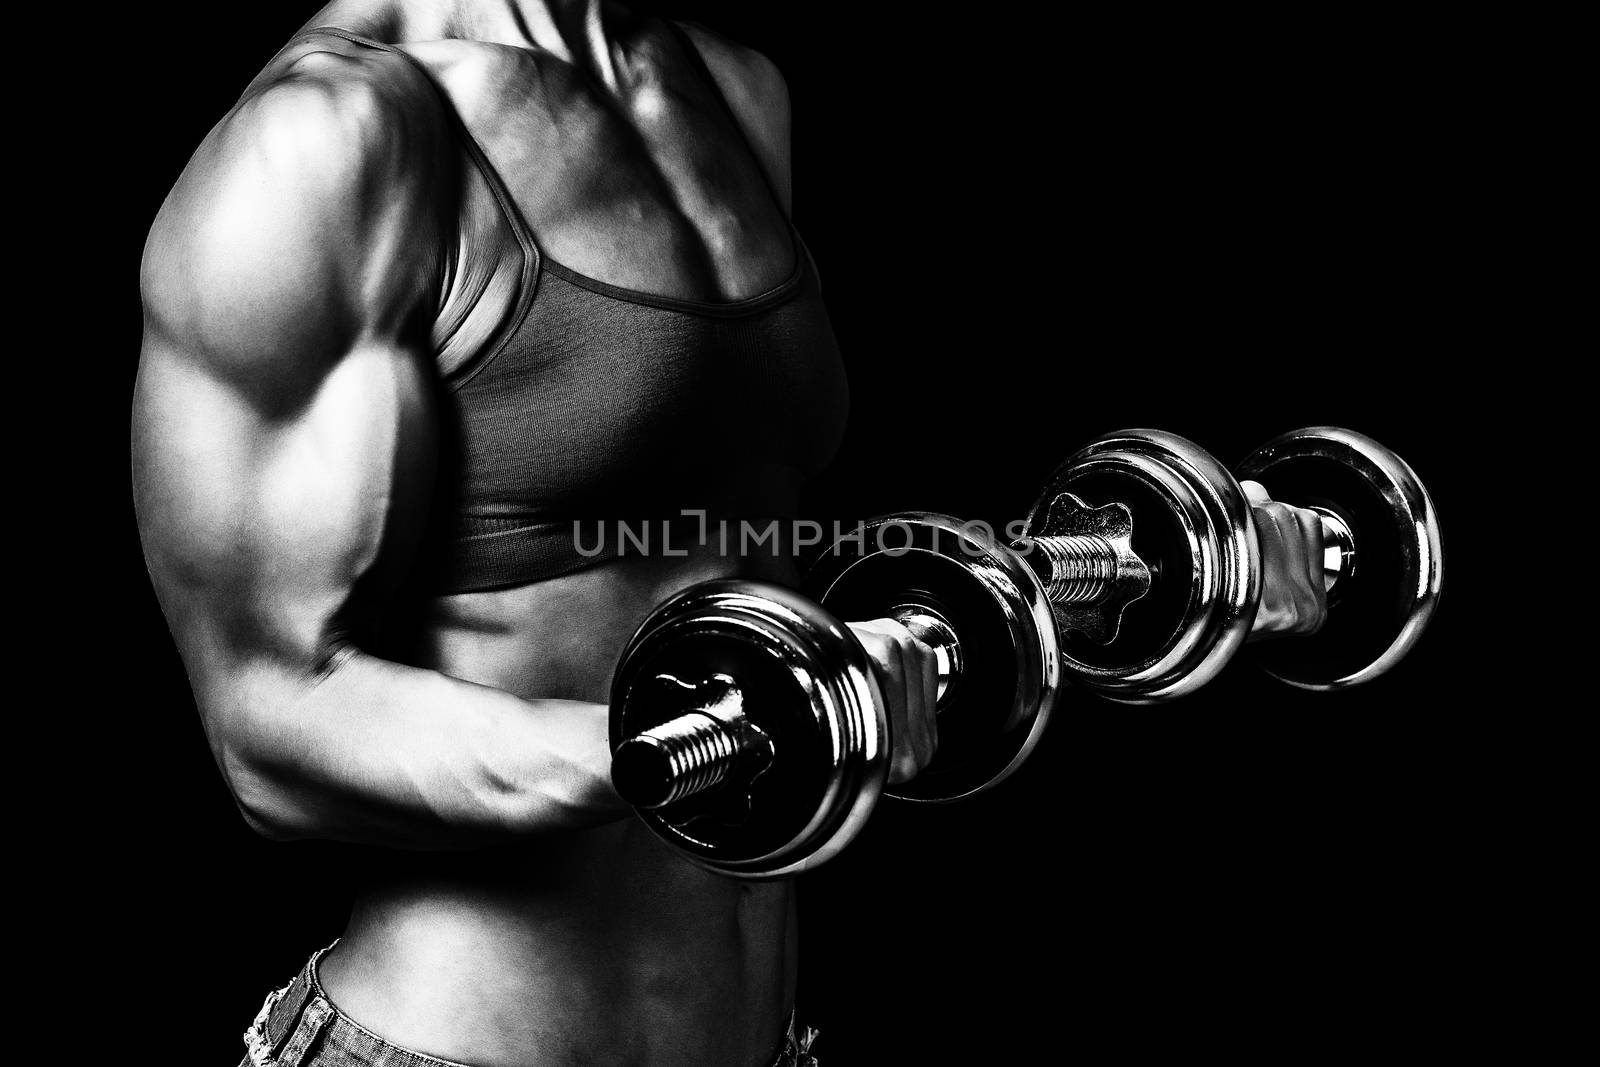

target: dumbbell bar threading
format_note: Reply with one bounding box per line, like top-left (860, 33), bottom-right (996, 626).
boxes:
top-left (612, 605), bottom-right (961, 812)
top-left (611, 674), bottom-right (772, 809)
top-left (1030, 534), bottom-right (1122, 604)
top-left (1017, 495), bottom-right (1153, 645)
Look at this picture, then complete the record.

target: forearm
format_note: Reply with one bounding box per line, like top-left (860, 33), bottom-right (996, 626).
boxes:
top-left (209, 648), bottom-right (625, 848)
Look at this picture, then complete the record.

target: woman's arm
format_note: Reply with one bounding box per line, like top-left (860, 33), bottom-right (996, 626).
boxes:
top-left (133, 58), bottom-right (624, 850)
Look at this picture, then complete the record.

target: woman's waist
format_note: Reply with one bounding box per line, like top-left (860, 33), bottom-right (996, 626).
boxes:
top-left (317, 826), bottom-right (797, 1064)
top-left (401, 543), bottom-right (804, 701)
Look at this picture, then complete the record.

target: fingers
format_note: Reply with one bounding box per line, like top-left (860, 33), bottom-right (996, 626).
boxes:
top-left (913, 623), bottom-right (938, 764)
top-left (919, 629), bottom-right (938, 736)
top-left (1294, 508), bottom-right (1328, 633)
top-left (1246, 486), bottom-right (1329, 640)
top-left (1270, 502), bottom-right (1312, 600)
top-left (847, 620), bottom-right (940, 785)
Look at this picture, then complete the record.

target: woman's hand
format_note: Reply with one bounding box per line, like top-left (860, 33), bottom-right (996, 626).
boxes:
top-left (847, 620), bottom-right (941, 784)
top-left (1243, 480), bottom-right (1329, 640)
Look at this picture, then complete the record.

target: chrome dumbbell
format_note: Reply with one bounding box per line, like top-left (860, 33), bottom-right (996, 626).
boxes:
top-left (1020, 427), bottom-right (1443, 702)
top-left (606, 427), bottom-right (1442, 878)
top-left (609, 515), bottom-right (1087, 879)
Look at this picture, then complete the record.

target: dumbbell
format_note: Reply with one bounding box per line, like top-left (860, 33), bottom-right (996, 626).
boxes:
top-left (609, 514), bottom-right (1079, 879)
top-left (608, 427), bottom-right (1442, 876)
top-left (1020, 426), bottom-right (1443, 701)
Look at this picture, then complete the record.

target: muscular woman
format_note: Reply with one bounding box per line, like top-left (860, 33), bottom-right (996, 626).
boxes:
top-left (133, 3), bottom-right (1328, 1064)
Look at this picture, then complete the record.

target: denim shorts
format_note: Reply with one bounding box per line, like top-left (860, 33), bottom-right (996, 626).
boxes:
top-left (238, 943), bottom-right (820, 1066)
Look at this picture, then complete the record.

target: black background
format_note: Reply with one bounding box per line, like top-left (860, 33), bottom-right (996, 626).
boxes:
top-left (80, 2), bottom-right (1491, 1062)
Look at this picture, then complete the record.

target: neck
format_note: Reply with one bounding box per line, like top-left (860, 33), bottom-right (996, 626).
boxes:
top-left (319, 0), bottom-right (626, 86)
top-left (488, 0), bottom-right (610, 72)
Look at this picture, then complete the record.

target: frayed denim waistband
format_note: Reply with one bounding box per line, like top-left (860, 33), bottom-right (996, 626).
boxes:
top-left (242, 941), bottom-right (820, 1066)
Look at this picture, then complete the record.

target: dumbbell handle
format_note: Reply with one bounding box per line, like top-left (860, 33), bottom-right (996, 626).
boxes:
top-left (1306, 507), bottom-right (1356, 595)
top-left (611, 604), bottom-right (961, 811)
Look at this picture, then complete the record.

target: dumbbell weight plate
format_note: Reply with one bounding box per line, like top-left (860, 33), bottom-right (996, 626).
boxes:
top-left (609, 580), bottom-right (888, 879)
top-left (1237, 427), bottom-right (1443, 690)
top-left (807, 513), bottom-right (1061, 802)
top-left (1025, 430), bottom-right (1261, 703)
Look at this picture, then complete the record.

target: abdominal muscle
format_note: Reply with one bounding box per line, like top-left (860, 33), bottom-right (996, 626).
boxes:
top-left (317, 544), bottom-right (804, 1067)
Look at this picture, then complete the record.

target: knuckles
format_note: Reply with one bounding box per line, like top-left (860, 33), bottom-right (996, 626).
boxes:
top-left (1262, 589), bottom-right (1327, 635)
top-left (1257, 502), bottom-right (1329, 633)
top-left (1294, 592), bottom-right (1328, 634)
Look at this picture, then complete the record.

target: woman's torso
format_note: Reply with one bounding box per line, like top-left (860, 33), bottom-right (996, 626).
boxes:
top-left (251, 4), bottom-right (848, 1064)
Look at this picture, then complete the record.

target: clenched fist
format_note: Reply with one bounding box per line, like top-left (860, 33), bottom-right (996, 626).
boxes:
top-left (847, 619), bottom-right (940, 783)
top-left (1243, 479), bottom-right (1329, 640)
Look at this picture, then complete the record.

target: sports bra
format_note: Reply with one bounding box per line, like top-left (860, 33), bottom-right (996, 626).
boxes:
top-left (278, 25), bottom-right (849, 592)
